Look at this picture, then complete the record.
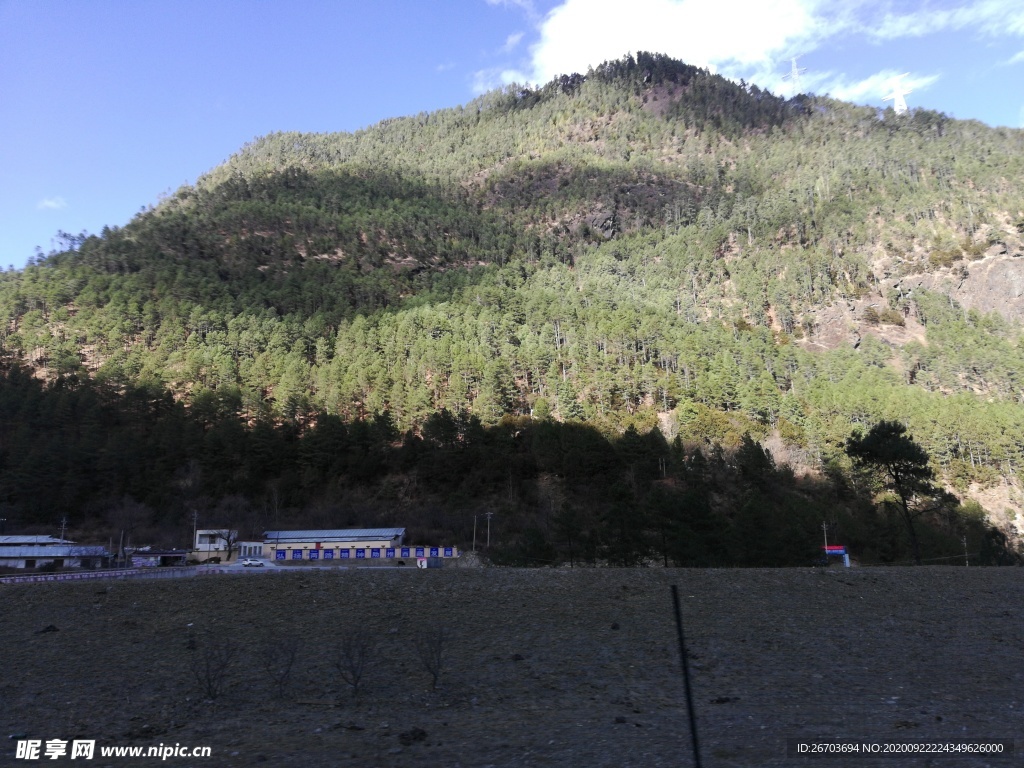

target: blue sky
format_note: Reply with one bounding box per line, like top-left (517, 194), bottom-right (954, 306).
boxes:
top-left (2, 0), bottom-right (1022, 269)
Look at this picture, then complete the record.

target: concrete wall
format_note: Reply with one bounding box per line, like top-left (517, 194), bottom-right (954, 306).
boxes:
top-left (238, 541), bottom-right (264, 558)
top-left (0, 556), bottom-right (105, 570)
top-left (191, 550), bottom-right (239, 564)
top-left (0, 566), bottom-right (201, 585)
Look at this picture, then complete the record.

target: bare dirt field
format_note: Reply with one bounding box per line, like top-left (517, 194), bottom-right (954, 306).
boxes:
top-left (2, 566), bottom-right (1022, 767)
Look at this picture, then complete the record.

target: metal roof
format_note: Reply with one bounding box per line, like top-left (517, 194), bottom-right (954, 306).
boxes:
top-left (130, 548), bottom-right (188, 557)
top-left (262, 528), bottom-right (405, 543)
top-left (129, 548), bottom-right (190, 555)
top-left (0, 536), bottom-right (75, 546)
top-left (0, 546), bottom-right (109, 558)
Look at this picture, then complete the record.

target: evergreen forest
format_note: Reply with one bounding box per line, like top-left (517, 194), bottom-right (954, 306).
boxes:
top-left (2, 53), bottom-right (1023, 566)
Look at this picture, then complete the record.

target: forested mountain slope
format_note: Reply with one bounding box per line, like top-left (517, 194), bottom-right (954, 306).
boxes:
top-left (1, 53), bottom-right (1022, 563)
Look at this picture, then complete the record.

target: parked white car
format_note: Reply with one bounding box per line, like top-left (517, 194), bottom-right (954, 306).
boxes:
top-left (240, 558), bottom-right (264, 567)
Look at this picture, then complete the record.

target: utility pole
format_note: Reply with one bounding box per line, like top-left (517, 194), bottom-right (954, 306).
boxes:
top-left (192, 510), bottom-right (199, 551)
top-left (782, 55), bottom-right (807, 97)
top-left (472, 514), bottom-right (478, 553)
top-left (963, 535), bottom-right (969, 567)
top-left (485, 512), bottom-right (494, 549)
top-left (883, 74), bottom-right (912, 115)
top-left (822, 520), bottom-right (828, 552)
top-left (59, 515), bottom-right (68, 542)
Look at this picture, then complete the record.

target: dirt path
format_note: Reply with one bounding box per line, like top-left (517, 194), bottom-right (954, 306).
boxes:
top-left (2, 567), bottom-right (1021, 767)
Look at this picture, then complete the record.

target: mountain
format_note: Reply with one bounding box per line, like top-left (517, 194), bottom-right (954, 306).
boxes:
top-left (1, 53), bottom-right (1022, 565)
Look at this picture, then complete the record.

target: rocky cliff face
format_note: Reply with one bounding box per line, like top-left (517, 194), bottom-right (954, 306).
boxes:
top-left (910, 252), bottom-right (1024, 322)
top-left (798, 234), bottom-right (1024, 355)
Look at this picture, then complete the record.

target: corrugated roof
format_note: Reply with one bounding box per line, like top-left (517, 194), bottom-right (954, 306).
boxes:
top-left (0, 536), bottom-right (75, 545)
top-left (0, 546), bottom-right (109, 558)
top-left (129, 548), bottom-right (190, 555)
top-left (263, 528), bottom-right (405, 543)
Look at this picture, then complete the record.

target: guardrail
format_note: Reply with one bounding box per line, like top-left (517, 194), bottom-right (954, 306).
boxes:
top-left (0, 566), bottom-right (205, 585)
top-left (0, 558), bottom-right (458, 585)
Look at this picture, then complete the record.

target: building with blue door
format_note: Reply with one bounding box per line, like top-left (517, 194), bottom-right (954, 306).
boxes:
top-left (265, 528), bottom-right (405, 562)
top-left (262, 528), bottom-right (458, 563)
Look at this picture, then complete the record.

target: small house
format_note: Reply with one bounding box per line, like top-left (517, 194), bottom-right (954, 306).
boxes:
top-left (192, 529), bottom-right (238, 563)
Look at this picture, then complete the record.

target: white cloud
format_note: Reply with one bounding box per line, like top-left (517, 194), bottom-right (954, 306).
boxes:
top-left (525, 0), bottom-right (827, 84)
top-left (436, 62), bottom-right (456, 72)
top-left (472, 66), bottom-right (530, 94)
top-left (871, 9), bottom-right (952, 39)
top-left (472, 68), bottom-right (502, 94)
top-left (485, 0), bottom-right (1024, 93)
top-left (485, 0), bottom-right (539, 21)
top-left (473, 0), bottom-right (1022, 120)
top-left (501, 31), bottom-right (525, 53)
top-left (36, 197), bottom-right (67, 211)
top-left (822, 70), bottom-right (939, 104)
top-left (869, 0), bottom-right (1024, 41)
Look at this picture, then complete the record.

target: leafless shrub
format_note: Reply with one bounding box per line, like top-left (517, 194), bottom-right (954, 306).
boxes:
top-left (334, 629), bottom-right (375, 697)
top-left (414, 622), bottom-right (452, 691)
top-left (259, 636), bottom-right (300, 698)
top-left (190, 634), bottom-right (239, 700)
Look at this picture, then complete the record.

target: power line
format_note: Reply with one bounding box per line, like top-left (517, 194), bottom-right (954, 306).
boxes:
top-left (857, 551), bottom-right (979, 567)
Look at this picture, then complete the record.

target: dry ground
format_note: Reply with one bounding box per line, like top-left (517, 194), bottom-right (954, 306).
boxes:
top-left (1, 567), bottom-right (1022, 767)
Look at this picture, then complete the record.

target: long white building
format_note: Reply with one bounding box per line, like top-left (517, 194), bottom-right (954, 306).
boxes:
top-left (0, 536), bottom-right (110, 569)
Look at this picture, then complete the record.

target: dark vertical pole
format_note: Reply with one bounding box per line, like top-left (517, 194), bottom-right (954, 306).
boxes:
top-left (671, 584), bottom-right (703, 768)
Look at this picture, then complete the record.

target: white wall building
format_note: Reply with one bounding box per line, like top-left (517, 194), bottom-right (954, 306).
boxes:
top-left (260, 528), bottom-right (457, 563)
top-left (0, 536), bottom-right (109, 569)
top-left (192, 529), bottom-right (238, 563)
